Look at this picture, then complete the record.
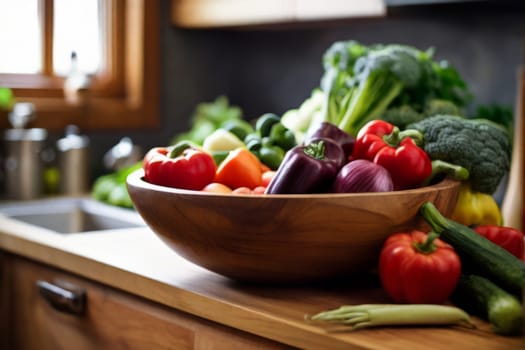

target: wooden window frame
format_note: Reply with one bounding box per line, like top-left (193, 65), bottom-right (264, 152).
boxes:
top-left (0, 0), bottom-right (160, 132)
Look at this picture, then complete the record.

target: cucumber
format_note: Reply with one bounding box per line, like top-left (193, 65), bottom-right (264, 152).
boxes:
top-left (451, 274), bottom-right (523, 335)
top-left (420, 202), bottom-right (525, 296)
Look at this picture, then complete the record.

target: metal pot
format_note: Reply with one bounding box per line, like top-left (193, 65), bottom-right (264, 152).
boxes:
top-left (3, 128), bottom-right (48, 200)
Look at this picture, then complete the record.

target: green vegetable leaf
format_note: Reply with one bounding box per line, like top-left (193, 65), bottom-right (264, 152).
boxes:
top-left (315, 41), bottom-right (472, 137)
top-left (0, 87), bottom-right (14, 110)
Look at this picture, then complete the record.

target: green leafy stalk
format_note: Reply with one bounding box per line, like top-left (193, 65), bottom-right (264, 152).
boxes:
top-left (413, 231), bottom-right (440, 254)
top-left (316, 41), bottom-right (471, 138)
top-left (338, 71), bottom-right (404, 136)
top-left (421, 160), bottom-right (470, 186)
top-left (307, 304), bottom-right (473, 331)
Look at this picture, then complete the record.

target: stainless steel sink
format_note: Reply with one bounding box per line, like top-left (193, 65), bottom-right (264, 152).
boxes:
top-left (0, 197), bottom-right (145, 234)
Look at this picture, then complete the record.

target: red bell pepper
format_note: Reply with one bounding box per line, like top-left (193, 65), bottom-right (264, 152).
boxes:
top-left (352, 120), bottom-right (432, 190)
top-left (379, 230), bottom-right (461, 304)
top-left (143, 141), bottom-right (216, 190)
top-left (473, 225), bottom-right (525, 261)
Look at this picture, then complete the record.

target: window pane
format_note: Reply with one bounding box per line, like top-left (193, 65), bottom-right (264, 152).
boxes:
top-left (53, 0), bottom-right (101, 76)
top-left (0, 0), bottom-right (42, 74)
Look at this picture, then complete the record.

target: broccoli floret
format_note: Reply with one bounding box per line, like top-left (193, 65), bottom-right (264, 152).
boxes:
top-left (381, 99), bottom-right (462, 129)
top-left (423, 99), bottom-right (463, 118)
top-left (317, 41), bottom-right (471, 137)
top-left (354, 44), bottom-right (427, 87)
top-left (407, 115), bottom-right (511, 194)
top-left (323, 40), bottom-right (368, 73)
top-left (331, 44), bottom-right (432, 136)
top-left (381, 105), bottom-right (424, 129)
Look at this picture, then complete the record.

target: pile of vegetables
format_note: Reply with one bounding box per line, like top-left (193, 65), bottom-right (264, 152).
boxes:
top-left (420, 203), bottom-right (524, 335)
top-left (155, 41), bottom-right (511, 198)
top-left (133, 39), bottom-right (523, 336)
top-left (309, 204), bottom-right (524, 336)
top-left (169, 96), bottom-right (298, 172)
top-left (143, 141), bottom-right (275, 195)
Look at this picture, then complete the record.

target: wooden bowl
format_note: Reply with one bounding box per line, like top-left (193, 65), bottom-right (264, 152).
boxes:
top-left (127, 169), bottom-right (460, 284)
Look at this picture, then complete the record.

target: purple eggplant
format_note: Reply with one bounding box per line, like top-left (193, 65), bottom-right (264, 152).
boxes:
top-left (265, 137), bottom-right (346, 194)
top-left (305, 122), bottom-right (355, 157)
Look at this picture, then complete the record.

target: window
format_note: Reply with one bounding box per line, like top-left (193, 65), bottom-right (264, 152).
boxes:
top-left (0, 0), bottom-right (160, 132)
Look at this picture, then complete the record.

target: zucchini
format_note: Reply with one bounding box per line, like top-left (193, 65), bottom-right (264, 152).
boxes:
top-left (451, 274), bottom-right (523, 335)
top-left (420, 202), bottom-right (525, 296)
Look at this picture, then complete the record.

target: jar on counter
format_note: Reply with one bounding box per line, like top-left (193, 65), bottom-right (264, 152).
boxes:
top-left (4, 128), bottom-right (48, 200)
top-left (56, 125), bottom-right (90, 195)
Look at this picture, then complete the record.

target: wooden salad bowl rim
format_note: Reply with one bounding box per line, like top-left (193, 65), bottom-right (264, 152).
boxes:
top-left (126, 168), bottom-right (460, 199)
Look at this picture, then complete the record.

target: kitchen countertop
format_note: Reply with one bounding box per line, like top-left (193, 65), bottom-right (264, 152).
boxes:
top-left (0, 212), bottom-right (523, 350)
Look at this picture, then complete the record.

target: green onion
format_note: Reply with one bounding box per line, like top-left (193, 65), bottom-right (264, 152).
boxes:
top-left (307, 304), bottom-right (474, 331)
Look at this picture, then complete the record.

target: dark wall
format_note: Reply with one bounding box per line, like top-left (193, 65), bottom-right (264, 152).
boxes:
top-left (89, 1), bottom-right (524, 175)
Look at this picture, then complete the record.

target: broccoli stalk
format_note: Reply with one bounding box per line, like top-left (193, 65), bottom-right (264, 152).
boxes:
top-left (320, 43), bottom-right (431, 136)
top-left (338, 69), bottom-right (404, 134)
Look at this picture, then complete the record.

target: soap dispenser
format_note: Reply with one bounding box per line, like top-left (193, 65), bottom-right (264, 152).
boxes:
top-left (56, 125), bottom-right (90, 195)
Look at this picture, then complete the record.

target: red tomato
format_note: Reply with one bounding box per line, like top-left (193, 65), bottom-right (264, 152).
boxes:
top-left (379, 230), bottom-right (461, 304)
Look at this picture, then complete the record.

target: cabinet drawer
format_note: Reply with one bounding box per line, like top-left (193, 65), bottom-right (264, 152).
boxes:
top-left (1, 255), bottom-right (294, 350)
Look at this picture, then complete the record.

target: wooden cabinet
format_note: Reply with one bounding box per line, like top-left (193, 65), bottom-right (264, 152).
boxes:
top-left (0, 253), bottom-right (294, 350)
top-left (171, 0), bottom-right (386, 28)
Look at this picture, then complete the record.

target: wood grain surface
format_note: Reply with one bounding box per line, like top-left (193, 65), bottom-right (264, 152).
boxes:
top-left (3, 255), bottom-right (292, 350)
top-left (0, 216), bottom-right (523, 350)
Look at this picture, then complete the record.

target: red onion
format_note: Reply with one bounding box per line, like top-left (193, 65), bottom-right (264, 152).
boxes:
top-left (333, 159), bottom-right (394, 193)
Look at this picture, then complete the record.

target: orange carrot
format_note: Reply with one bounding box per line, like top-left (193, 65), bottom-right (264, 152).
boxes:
top-left (215, 148), bottom-right (263, 189)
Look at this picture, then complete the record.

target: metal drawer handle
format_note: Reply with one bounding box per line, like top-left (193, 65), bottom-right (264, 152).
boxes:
top-left (37, 280), bottom-right (86, 316)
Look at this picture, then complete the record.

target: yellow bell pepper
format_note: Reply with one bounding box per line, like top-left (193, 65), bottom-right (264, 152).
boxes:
top-left (450, 182), bottom-right (502, 226)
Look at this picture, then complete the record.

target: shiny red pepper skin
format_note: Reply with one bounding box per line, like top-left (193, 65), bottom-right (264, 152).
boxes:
top-left (474, 225), bottom-right (525, 261)
top-left (374, 137), bottom-right (432, 190)
top-left (379, 230), bottom-right (461, 304)
top-left (143, 143), bottom-right (216, 190)
top-left (352, 120), bottom-right (432, 190)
